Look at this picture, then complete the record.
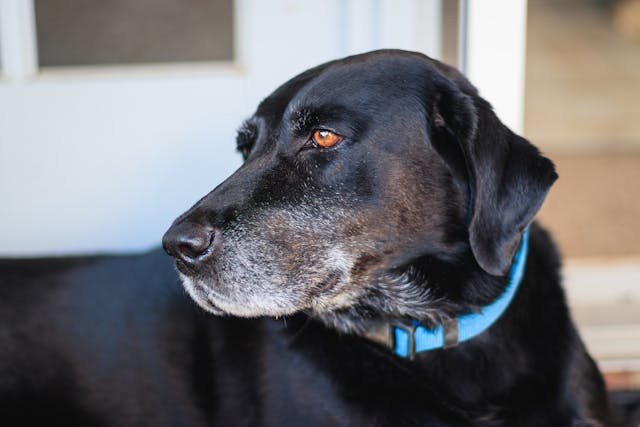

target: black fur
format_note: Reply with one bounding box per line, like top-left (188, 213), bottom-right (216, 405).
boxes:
top-left (1, 50), bottom-right (616, 426)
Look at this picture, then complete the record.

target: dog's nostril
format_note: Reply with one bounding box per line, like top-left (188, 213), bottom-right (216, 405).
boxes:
top-left (176, 232), bottom-right (215, 259)
top-left (162, 224), bottom-right (217, 265)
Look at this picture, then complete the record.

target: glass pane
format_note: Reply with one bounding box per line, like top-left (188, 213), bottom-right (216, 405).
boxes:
top-left (34, 0), bottom-right (234, 67)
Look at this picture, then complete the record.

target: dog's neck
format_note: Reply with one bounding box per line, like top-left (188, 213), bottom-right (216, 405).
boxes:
top-left (313, 229), bottom-right (530, 360)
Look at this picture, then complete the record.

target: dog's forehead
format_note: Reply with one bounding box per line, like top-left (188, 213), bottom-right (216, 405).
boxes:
top-left (256, 51), bottom-right (435, 123)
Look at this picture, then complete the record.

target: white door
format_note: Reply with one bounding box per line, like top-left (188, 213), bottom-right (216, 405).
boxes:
top-left (0, 0), bottom-right (443, 255)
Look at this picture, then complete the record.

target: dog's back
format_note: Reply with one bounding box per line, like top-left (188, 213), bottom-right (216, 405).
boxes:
top-left (0, 251), bottom-right (224, 426)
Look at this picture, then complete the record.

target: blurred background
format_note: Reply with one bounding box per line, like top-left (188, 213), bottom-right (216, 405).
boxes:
top-left (0, 0), bottom-right (638, 411)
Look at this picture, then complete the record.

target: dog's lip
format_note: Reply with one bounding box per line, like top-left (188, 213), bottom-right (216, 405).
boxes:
top-left (174, 259), bottom-right (191, 275)
top-left (201, 298), bottom-right (226, 315)
top-left (205, 287), bottom-right (233, 306)
top-left (205, 289), bottom-right (255, 316)
top-left (188, 280), bottom-right (227, 315)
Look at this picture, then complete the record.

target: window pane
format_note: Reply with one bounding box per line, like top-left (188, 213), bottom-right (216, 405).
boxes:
top-left (34, 0), bottom-right (234, 67)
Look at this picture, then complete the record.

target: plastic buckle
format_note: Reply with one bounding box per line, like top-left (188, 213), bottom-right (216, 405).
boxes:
top-left (390, 322), bottom-right (417, 360)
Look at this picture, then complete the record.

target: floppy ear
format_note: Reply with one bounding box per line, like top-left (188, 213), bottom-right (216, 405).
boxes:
top-left (429, 75), bottom-right (557, 276)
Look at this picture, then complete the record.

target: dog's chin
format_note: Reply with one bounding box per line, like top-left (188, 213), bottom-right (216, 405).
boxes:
top-left (177, 273), bottom-right (302, 318)
top-left (176, 273), bottom-right (225, 315)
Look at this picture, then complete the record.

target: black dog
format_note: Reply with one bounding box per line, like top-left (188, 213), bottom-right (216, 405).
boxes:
top-left (1, 50), bottom-right (615, 426)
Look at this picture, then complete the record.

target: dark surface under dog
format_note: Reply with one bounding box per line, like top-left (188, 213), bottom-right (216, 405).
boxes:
top-left (0, 50), bottom-right (627, 426)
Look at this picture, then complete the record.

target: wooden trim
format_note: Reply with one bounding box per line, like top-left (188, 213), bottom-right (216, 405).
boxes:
top-left (564, 258), bottom-right (640, 306)
top-left (462, 0), bottom-right (527, 133)
top-left (34, 62), bottom-right (246, 81)
top-left (0, 0), bottom-right (38, 80)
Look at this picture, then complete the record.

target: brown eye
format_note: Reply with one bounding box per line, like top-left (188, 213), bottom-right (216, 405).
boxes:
top-left (311, 129), bottom-right (343, 148)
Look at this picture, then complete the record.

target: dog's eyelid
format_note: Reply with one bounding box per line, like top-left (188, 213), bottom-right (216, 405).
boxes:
top-left (236, 140), bottom-right (254, 160)
top-left (236, 134), bottom-right (253, 148)
top-left (236, 132), bottom-right (256, 147)
top-left (236, 119), bottom-right (261, 159)
top-left (237, 119), bottom-right (258, 141)
top-left (289, 106), bottom-right (353, 135)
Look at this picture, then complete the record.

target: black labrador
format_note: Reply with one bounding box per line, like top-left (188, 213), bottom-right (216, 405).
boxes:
top-left (0, 50), bottom-right (616, 426)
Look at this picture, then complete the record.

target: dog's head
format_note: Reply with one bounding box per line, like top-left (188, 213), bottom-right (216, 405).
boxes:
top-left (163, 50), bottom-right (556, 331)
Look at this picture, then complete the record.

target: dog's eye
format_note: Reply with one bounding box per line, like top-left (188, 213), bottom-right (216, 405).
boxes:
top-left (311, 130), bottom-right (343, 149)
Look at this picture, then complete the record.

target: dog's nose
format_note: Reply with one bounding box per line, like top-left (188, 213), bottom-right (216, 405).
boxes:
top-left (162, 222), bottom-right (217, 266)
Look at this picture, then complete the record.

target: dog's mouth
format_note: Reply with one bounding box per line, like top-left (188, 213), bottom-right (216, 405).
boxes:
top-left (178, 273), bottom-right (227, 315)
top-left (176, 261), bottom-right (361, 319)
top-left (178, 269), bottom-right (307, 317)
top-left (174, 259), bottom-right (192, 276)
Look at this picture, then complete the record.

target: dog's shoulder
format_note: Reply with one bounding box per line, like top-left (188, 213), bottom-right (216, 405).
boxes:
top-left (0, 249), bottom-right (177, 308)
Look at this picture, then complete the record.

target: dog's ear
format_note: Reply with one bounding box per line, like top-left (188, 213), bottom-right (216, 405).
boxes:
top-left (428, 74), bottom-right (557, 276)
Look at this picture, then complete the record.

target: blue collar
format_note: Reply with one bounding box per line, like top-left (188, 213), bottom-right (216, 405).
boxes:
top-left (371, 228), bottom-right (530, 359)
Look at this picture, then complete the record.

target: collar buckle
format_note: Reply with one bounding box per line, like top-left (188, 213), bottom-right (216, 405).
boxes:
top-left (390, 322), bottom-right (417, 360)
top-left (443, 318), bottom-right (459, 348)
top-left (362, 228), bottom-right (529, 359)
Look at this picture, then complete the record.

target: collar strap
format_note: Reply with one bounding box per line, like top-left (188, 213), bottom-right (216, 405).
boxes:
top-left (369, 228), bottom-right (530, 360)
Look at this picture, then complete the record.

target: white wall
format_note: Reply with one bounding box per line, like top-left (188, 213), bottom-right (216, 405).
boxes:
top-left (0, 74), bottom-right (248, 255)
